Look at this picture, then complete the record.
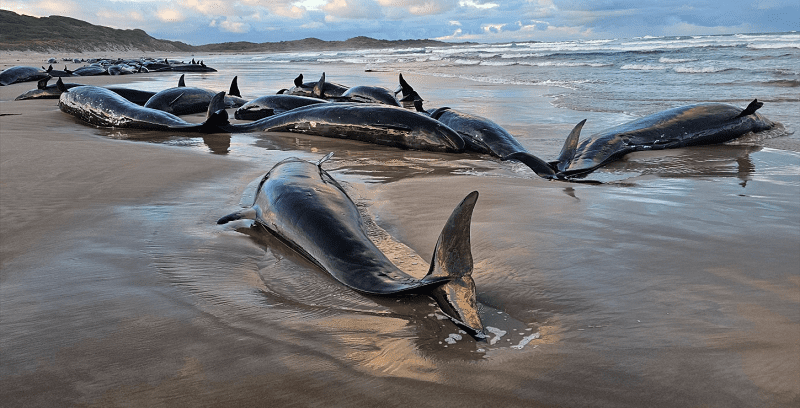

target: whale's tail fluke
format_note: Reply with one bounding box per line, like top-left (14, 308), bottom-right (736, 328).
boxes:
top-left (735, 99), bottom-right (763, 119)
top-left (424, 191), bottom-right (484, 336)
top-left (501, 120), bottom-right (593, 181)
top-left (503, 151), bottom-right (559, 179)
top-left (395, 73), bottom-right (414, 98)
top-left (199, 91), bottom-right (231, 133)
top-left (551, 119), bottom-right (587, 173)
top-left (312, 72), bottom-right (326, 99)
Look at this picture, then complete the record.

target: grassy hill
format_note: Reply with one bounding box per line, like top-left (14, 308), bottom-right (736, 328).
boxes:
top-left (0, 10), bottom-right (194, 52)
top-left (0, 10), bottom-right (463, 53)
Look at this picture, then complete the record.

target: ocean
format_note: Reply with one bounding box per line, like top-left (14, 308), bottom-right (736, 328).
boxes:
top-left (1, 32), bottom-right (798, 406)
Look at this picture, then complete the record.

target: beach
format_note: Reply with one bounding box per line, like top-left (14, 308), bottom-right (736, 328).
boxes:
top-left (1, 43), bottom-right (799, 407)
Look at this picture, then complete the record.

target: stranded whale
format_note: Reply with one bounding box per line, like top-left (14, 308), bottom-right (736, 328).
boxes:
top-left (537, 99), bottom-right (778, 178)
top-left (15, 77), bottom-right (81, 100)
top-left (224, 102), bottom-right (465, 152)
top-left (234, 94), bottom-right (328, 120)
top-left (143, 75), bottom-right (247, 115)
top-left (58, 85), bottom-right (230, 133)
top-left (217, 154), bottom-right (485, 335)
top-left (0, 66), bottom-right (49, 86)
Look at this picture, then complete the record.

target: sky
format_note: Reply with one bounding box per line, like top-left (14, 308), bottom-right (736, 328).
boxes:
top-left (3, 0), bottom-right (798, 45)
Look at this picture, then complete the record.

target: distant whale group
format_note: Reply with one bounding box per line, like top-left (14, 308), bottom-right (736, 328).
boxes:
top-left (5, 59), bottom-right (781, 337)
top-left (1, 58), bottom-right (216, 87)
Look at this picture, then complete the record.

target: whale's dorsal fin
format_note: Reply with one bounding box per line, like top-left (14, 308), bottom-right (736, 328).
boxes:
top-left (37, 77), bottom-right (50, 90)
top-left (56, 77), bottom-right (68, 93)
top-left (294, 74), bottom-right (304, 87)
top-left (229, 76), bottom-right (241, 98)
top-left (424, 191), bottom-right (484, 335)
top-left (178, 74), bottom-right (186, 87)
top-left (735, 99), bottom-right (763, 119)
top-left (312, 73), bottom-right (326, 99)
top-left (554, 119), bottom-right (587, 173)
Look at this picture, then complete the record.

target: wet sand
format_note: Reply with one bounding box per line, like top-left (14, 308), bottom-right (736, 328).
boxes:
top-left (1, 54), bottom-right (798, 407)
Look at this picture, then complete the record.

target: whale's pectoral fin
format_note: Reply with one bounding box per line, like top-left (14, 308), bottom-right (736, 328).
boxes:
top-left (229, 76), bottom-right (241, 98)
top-left (294, 74), bottom-right (304, 88)
top-left (412, 99), bottom-right (426, 113)
top-left (217, 206), bottom-right (259, 225)
top-left (424, 191), bottom-right (484, 336)
top-left (37, 77), bottom-right (50, 90)
top-left (735, 99), bottom-right (763, 119)
top-left (552, 119), bottom-right (587, 173)
top-left (169, 92), bottom-right (185, 107)
top-left (178, 74), bottom-right (186, 87)
top-left (429, 107), bottom-right (451, 120)
top-left (312, 73), bottom-right (326, 99)
top-left (317, 152), bottom-right (334, 168)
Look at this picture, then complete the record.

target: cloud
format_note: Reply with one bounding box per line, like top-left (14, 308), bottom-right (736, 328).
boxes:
top-left (96, 9), bottom-right (146, 23)
top-left (216, 18), bottom-right (252, 33)
top-left (156, 8), bottom-right (184, 22)
top-left (323, 0), bottom-right (383, 19)
top-left (2, 0), bottom-right (797, 45)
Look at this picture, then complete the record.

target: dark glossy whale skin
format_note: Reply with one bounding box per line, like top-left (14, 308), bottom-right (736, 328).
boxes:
top-left (340, 85), bottom-right (400, 106)
top-left (286, 73), bottom-right (349, 98)
top-left (105, 87), bottom-right (157, 106)
top-left (249, 158), bottom-right (451, 293)
top-left (144, 87), bottom-right (221, 115)
top-left (168, 63), bottom-right (217, 72)
top-left (0, 66), bottom-right (49, 86)
top-left (145, 87), bottom-right (246, 116)
top-left (432, 108), bottom-right (527, 156)
top-left (226, 103), bottom-right (465, 152)
top-left (43, 65), bottom-right (74, 78)
top-left (429, 107), bottom-right (564, 179)
top-left (559, 102), bottom-right (777, 177)
top-left (58, 85), bottom-right (228, 132)
top-left (217, 157), bottom-right (484, 334)
top-left (234, 94), bottom-right (328, 120)
top-left (72, 65), bottom-right (108, 76)
top-left (15, 78), bottom-right (81, 100)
